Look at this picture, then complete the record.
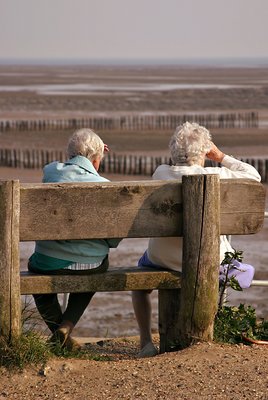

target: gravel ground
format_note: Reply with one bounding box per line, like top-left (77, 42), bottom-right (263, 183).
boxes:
top-left (1, 339), bottom-right (268, 400)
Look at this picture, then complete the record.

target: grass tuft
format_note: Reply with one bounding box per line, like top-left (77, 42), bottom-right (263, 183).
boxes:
top-left (0, 331), bottom-right (50, 370)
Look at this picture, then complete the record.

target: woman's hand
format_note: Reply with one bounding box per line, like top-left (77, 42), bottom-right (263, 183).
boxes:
top-left (206, 142), bottom-right (225, 163)
top-left (104, 144), bottom-right (110, 153)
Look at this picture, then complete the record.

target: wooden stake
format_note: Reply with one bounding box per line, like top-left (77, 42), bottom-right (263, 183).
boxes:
top-left (178, 174), bottom-right (220, 347)
top-left (0, 180), bottom-right (21, 339)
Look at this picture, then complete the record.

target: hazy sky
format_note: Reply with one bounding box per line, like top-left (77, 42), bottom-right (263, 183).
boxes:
top-left (1, 0), bottom-right (268, 62)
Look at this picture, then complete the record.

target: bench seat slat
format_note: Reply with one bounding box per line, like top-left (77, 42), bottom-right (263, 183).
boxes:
top-left (20, 267), bottom-right (181, 294)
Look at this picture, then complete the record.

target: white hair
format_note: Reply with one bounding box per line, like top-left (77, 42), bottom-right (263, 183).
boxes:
top-left (169, 121), bottom-right (212, 165)
top-left (67, 128), bottom-right (104, 161)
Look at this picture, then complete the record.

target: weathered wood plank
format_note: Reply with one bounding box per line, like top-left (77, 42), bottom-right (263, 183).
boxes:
top-left (178, 174), bottom-right (220, 348)
top-left (220, 179), bottom-right (265, 234)
top-left (20, 268), bottom-right (181, 294)
top-left (19, 179), bottom-right (265, 241)
top-left (0, 180), bottom-right (21, 338)
top-left (20, 181), bottom-right (183, 241)
top-left (10, 181), bottom-right (21, 339)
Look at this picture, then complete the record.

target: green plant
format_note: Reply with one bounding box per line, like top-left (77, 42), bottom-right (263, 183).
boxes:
top-left (215, 249), bottom-right (268, 344)
top-left (215, 303), bottom-right (256, 343)
top-left (0, 297), bottom-right (52, 370)
top-left (0, 331), bottom-right (50, 370)
top-left (218, 249), bottom-right (244, 309)
top-left (21, 296), bottom-right (45, 333)
top-left (0, 295), bottom-right (113, 370)
top-left (46, 339), bottom-right (109, 359)
top-left (214, 304), bottom-right (268, 344)
top-left (255, 320), bottom-right (268, 341)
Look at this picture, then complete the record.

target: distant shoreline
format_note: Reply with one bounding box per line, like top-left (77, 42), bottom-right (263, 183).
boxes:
top-left (1, 57), bottom-right (268, 67)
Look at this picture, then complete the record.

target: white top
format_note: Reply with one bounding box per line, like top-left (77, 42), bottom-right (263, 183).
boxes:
top-left (147, 155), bottom-right (261, 272)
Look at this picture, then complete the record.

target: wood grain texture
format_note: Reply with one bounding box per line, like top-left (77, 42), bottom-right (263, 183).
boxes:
top-left (9, 181), bottom-right (21, 339)
top-left (178, 175), bottom-right (220, 347)
top-left (19, 179), bottom-right (265, 241)
top-left (20, 268), bottom-right (181, 294)
top-left (0, 180), bottom-right (21, 338)
top-left (220, 179), bottom-right (265, 234)
top-left (20, 180), bottom-right (183, 241)
top-left (158, 288), bottom-right (181, 353)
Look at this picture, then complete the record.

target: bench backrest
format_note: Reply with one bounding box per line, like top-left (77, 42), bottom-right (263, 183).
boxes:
top-left (0, 175), bottom-right (266, 340)
top-left (19, 178), bottom-right (265, 241)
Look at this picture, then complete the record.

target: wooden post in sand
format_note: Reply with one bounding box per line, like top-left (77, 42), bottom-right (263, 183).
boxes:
top-left (158, 174), bottom-right (220, 352)
top-left (0, 180), bottom-right (21, 339)
top-left (178, 174), bottom-right (220, 348)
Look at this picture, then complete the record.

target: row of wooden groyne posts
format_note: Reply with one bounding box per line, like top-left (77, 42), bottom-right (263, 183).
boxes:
top-left (0, 111), bottom-right (259, 131)
top-left (1, 147), bottom-right (268, 182)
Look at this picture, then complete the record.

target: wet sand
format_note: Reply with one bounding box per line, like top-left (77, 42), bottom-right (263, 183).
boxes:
top-left (1, 64), bottom-right (268, 117)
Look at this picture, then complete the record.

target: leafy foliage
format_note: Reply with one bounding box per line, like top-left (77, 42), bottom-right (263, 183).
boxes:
top-left (218, 249), bottom-right (244, 308)
top-left (215, 249), bottom-right (268, 344)
top-left (214, 304), bottom-right (268, 344)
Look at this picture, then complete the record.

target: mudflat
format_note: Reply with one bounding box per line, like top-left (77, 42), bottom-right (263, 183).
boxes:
top-left (1, 64), bottom-right (268, 116)
top-left (1, 64), bottom-right (268, 157)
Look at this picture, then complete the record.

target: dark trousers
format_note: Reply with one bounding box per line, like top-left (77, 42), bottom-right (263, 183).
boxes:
top-left (28, 256), bottom-right (109, 333)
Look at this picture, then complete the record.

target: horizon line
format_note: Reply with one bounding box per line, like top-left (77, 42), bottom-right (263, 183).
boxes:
top-left (0, 56), bottom-right (268, 67)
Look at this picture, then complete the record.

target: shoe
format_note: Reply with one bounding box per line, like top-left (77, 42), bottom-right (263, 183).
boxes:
top-left (49, 327), bottom-right (69, 347)
top-left (64, 336), bottom-right (81, 352)
top-left (138, 342), bottom-right (158, 358)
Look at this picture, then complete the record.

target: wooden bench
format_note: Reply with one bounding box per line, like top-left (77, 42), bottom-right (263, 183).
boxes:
top-left (0, 175), bottom-right (265, 352)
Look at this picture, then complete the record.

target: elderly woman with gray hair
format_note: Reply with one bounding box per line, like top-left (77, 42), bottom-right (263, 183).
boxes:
top-left (132, 121), bottom-right (261, 358)
top-left (28, 128), bottom-right (120, 350)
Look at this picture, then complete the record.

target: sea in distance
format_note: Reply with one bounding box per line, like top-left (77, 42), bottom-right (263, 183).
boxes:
top-left (1, 56), bottom-right (268, 67)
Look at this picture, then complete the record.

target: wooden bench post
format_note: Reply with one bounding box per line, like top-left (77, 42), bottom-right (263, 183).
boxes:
top-left (158, 288), bottom-right (181, 353)
top-left (178, 174), bottom-right (220, 348)
top-left (0, 180), bottom-right (21, 340)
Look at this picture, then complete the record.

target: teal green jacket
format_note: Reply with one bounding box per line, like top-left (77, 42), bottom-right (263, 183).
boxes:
top-left (29, 156), bottom-right (120, 271)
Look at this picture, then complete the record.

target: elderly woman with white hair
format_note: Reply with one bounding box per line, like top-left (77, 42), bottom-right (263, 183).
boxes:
top-left (132, 121), bottom-right (261, 358)
top-left (28, 128), bottom-right (120, 350)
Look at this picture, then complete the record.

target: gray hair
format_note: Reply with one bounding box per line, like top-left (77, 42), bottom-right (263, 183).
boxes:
top-left (67, 128), bottom-right (105, 161)
top-left (169, 121), bottom-right (212, 165)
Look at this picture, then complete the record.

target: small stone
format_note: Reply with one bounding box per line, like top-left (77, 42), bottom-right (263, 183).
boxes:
top-left (60, 363), bottom-right (72, 372)
top-left (38, 366), bottom-right (51, 376)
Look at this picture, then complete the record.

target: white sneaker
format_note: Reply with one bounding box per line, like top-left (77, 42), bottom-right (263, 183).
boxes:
top-left (138, 342), bottom-right (158, 358)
